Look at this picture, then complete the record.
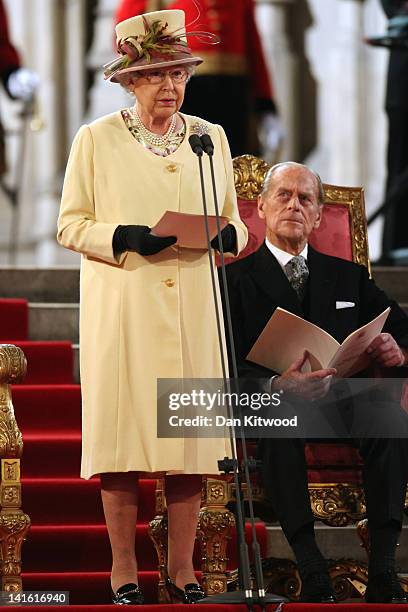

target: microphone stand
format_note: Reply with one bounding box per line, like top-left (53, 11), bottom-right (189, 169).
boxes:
top-left (188, 134), bottom-right (286, 611)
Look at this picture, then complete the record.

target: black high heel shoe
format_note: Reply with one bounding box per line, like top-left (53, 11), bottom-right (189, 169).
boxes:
top-left (111, 582), bottom-right (145, 605)
top-left (165, 575), bottom-right (206, 604)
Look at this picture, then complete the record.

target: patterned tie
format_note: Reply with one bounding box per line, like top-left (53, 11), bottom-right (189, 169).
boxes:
top-left (284, 255), bottom-right (309, 300)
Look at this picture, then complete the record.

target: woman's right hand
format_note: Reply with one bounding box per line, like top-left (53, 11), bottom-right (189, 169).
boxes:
top-left (113, 225), bottom-right (177, 255)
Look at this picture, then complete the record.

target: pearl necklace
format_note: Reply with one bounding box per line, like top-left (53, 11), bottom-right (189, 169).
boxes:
top-left (130, 107), bottom-right (177, 147)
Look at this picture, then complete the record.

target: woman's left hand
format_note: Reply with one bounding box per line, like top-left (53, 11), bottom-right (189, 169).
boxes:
top-left (210, 224), bottom-right (237, 253)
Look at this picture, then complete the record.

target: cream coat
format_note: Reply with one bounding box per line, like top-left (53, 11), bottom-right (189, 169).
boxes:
top-left (57, 111), bottom-right (247, 479)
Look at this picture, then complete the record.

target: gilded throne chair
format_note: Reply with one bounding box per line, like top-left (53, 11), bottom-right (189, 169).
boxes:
top-left (226, 154), bottom-right (407, 600)
top-left (230, 154), bottom-right (370, 526)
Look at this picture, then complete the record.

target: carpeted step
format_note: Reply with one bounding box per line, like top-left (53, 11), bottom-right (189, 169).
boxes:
top-left (0, 607), bottom-right (277, 612)
top-left (7, 599), bottom-right (284, 611)
top-left (21, 434), bottom-right (81, 478)
top-left (229, 522), bottom-right (267, 566)
top-left (23, 524), bottom-right (158, 572)
top-left (14, 385), bottom-right (80, 432)
top-left (21, 570), bottom-right (270, 606)
top-left (21, 474), bottom-right (266, 555)
top-left (10, 343), bottom-right (74, 384)
top-left (21, 571), bottom-right (159, 605)
top-left (23, 522), bottom-right (267, 573)
top-left (5, 604), bottom-right (404, 611)
top-left (16, 571), bottom-right (404, 610)
top-left (17, 388), bottom-right (81, 478)
top-left (21, 478), bottom-right (158, 525)
top-left (0, 298), bottom-right (28, 340)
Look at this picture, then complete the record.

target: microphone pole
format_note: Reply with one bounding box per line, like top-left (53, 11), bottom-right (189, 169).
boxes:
top-left (201, 132), bottom-right (276, 608)
top-left (189, 134), bottom-right (286, 609)
top-left (188, 134), bottom-right (255, 611)
top-left (188, 136), bottom-right (229, 397)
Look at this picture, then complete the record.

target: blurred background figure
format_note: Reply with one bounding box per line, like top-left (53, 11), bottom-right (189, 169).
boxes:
top-left (115, 0), bottom-right (284, 159)
top-left (0, 0), bottom-right (39, 176)
top-left (368, 0), bottom-right (408, 264)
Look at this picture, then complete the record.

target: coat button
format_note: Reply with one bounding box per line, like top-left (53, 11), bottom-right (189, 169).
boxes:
top-left (163, 278), bottom-right (175, 287)
top-left (166, 164), bottom-right (178, 173)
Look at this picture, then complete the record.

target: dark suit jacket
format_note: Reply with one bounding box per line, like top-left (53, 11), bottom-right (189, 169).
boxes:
top-left (219, 243), bottom-right (408, 379)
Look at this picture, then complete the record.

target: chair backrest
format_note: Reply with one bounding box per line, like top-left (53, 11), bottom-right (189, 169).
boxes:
top-left (232, 154), bottom-right (370, 272)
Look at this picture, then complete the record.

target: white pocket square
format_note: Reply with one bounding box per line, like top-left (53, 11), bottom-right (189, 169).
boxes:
top-left (336, 301), bottom-right (355, 309)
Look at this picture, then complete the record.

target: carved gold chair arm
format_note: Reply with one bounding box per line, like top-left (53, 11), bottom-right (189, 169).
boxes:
top-left (0, 344), bottom-right (30, 594)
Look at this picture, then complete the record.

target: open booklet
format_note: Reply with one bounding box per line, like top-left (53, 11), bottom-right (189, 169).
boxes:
top-left (246, 307), bottom-right (391, 378)
top-left (152, 211), bottom-right (227, 249)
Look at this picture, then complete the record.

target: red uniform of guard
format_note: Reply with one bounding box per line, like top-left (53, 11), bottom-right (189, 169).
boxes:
top-left (0, 0), bottom-right (20, 80)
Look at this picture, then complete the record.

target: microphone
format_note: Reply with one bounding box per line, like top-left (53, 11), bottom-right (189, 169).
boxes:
top-left (200, 134), bottom-right (214, 156)
top-left (188, 124), bottom-right (281, 609)
top-left (188, 134), bottom-right (204, 157)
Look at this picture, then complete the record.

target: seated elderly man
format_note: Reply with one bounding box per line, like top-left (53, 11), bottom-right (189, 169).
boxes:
top-left (220, 161), bottom-right (408, 603)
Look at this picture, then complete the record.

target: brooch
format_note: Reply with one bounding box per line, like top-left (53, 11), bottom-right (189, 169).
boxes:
top-left (190, 119), bottom-right (211, 137)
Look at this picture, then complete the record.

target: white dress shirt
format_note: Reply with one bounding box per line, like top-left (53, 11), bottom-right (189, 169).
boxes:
top-left (265, 238), bottom-right (308, 270)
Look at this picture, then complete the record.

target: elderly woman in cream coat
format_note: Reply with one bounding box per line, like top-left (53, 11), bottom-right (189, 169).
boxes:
top-left (57, 8), bottom-right (247, 607)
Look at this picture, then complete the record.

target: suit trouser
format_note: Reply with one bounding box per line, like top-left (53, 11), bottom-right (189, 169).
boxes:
top-left (258, 437), bottom-right (408, 543)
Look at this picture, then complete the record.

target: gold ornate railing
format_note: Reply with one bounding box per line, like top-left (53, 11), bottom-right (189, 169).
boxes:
top-left (0, 345), bottom-right (30, 593)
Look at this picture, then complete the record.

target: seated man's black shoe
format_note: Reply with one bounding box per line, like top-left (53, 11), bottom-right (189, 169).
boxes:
top-left (300, 571), bottom-right (337, 603)
top-left (111, 583), bottom-right (145, 605)
top-left (366, 570), bottom-right (408, 603)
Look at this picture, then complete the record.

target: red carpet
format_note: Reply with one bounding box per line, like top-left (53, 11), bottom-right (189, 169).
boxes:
top-left (0, 298), bottom-right (269, 606)
top-left (0, 606), bottom-right (277, 612)
top-left (0, 298), bottom-right (28, 339)
top-left (11, 342), bottom-right (74, 384)
top-left (5, 605), bottom-right (408, 611)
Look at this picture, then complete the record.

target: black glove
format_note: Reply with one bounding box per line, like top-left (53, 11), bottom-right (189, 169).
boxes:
top-left (210, 224), bottom-right (237, 253)
top-left (113, 225), bottom-right (177, 256)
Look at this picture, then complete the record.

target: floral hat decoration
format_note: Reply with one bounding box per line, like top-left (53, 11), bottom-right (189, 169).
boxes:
top-left (104, 9), bottom-right (219, 82)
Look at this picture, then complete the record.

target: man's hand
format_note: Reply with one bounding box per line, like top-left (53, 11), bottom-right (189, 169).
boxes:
top-left (366, 333), bottom-right (406, 368)
top-left (272, 351), bottom-right (336, 401)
